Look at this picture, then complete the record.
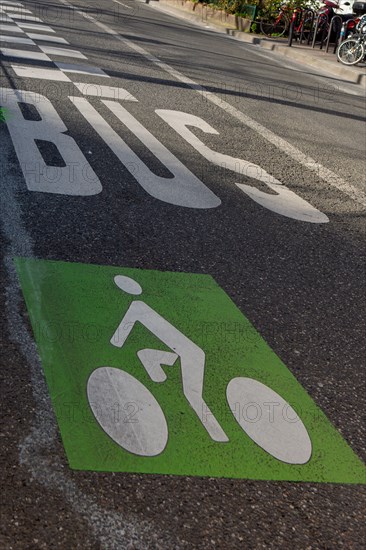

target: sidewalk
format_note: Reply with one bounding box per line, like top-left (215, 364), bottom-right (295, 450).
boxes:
top-left (149, 0), bottom-right (366, 88)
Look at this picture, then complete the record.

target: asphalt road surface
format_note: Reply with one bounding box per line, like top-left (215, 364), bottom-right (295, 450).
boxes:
top-left (1, 0), bottom-right (365, 548)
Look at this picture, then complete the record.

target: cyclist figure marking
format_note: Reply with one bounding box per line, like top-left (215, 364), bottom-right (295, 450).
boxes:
top-left (110, 275), bottom-right (229, 443)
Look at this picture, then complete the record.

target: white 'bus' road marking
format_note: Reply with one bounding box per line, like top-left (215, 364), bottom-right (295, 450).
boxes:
top-left (1, 47), bottom-right (51, 61)
top-left (10, 64), bottom-right (71, 80)
top-left (0, 35), bottom-right (34, 44)
top-left (55, 62), bottom-right (109, 76)
top-left (39, 45), bottom-right (87, 59)
top-left (17, 22), bottom-right (55, 32)
top-left (27, 33), bottom-right (69, 43)
top-left (74, 82), bottom-right (138, 101)
top-left (59, 0), bottom-right (366, 208)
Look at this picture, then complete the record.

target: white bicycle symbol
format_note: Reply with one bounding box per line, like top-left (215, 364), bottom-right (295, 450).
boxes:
top-left (87, 275), bottom-right (312, 465)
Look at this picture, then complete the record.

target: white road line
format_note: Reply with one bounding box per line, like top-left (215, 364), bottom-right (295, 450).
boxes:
top-left (26, 33), bottom-right (68, 43)
top-left (0, 6), bottom-right (31, 11)
top-left (39, 45), bottom-right (87, 58)
top-left (5, 13), bottom-right (43, 21)
top-left (113, 0), bottom-right (133, 9)
top-left (11, 64), bottom-right (71, 80)
top-left (0, 1), bottom-right (23, 4)
top-left (17, 22), bottom-right (55, 31)
top-left (0, 23), bottom-right (24, 31)
top-left (0, 34), bottom-right (34, 44)
top-left (74, 82), bottom-right (138, 100)
top-left (1, 47), bottom-right (50, 60)
top-left (56, 62), bottom-right (109, 76)
top-left (59, 0), bottom-right (366, 208)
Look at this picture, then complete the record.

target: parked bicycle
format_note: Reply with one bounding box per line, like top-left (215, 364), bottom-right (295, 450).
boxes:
top-left (260, 1), bottom-right (338, 40)
top-left (337, 14), bottom-right (366, 63)
top-left (259, 3), bottom-right (292, 38)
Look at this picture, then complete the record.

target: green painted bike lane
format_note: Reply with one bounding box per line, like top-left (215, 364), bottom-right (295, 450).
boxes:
top-left (15, 257), bottom-right (365, 483)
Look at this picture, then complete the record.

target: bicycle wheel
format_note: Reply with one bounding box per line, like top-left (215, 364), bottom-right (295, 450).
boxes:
top-left (226, 377), bottom-right (312, 464)
top-left (337, 38), bottom-right (365, 65)
top-left (260, 13), bottom-right (289, 38)
top-left (87, 366), bottom-right (168, 456)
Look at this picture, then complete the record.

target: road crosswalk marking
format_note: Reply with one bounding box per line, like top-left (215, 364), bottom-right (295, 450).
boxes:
top-left (26, 33), bottom-right (69, 43)
top-left (0, 35), bottom-right (35, 44)
top-left (10, 63), bottom-right (71, 80)
top-left (39, 45), bottom-right (87, 59)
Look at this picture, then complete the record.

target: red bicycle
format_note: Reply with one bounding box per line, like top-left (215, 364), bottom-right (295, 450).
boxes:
top-left (260, 4), bottom-right (314, 40)
top-left (260, 4), bottom-right (291, 37)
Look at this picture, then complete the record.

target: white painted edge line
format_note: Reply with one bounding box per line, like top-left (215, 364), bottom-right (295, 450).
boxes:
top-left (58, 0), bottom-right (366, 207)
top-left (74, 82), bottom-right (138, 100)
top-left (11, 63), bottom-right (71, 80)
top-left (113, 0), bottom-right (134, 9)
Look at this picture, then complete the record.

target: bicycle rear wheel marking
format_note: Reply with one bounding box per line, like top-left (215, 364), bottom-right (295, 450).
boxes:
top-left (87, 367), bottom-right (168, 457)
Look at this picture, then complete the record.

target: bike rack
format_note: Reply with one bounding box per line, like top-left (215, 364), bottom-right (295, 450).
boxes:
top-left (287, 11), bottom-right (299, 47)
top-left (288, 9), bottom-right (315, 47)
top-left (312, 13), bottom-right (328, 49)
top-left (300, 9), bottom-right (315, 45)
top-left (325, 15), bottom-right (343, 53)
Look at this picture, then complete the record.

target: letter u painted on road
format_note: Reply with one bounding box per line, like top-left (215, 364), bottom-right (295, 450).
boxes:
top-left (69, 96), bottom-right (220, 209)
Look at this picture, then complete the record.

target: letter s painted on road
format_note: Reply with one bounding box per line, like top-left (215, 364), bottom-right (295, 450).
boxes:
top-left (156, 110), bottom-right (329, 223)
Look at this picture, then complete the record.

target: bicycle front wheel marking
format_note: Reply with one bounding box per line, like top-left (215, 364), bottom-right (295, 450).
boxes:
top-left (87, 367), bottom-right (168, 457)
top-left (226, 377), bottom-right (312, 464)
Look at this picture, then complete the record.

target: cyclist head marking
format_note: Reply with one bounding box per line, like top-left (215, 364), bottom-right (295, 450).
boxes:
top-left (114, 275), bottom-right (142, 295)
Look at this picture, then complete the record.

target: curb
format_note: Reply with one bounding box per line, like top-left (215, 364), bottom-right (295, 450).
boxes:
top-left (150, 0), bottom-right (366, 88)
